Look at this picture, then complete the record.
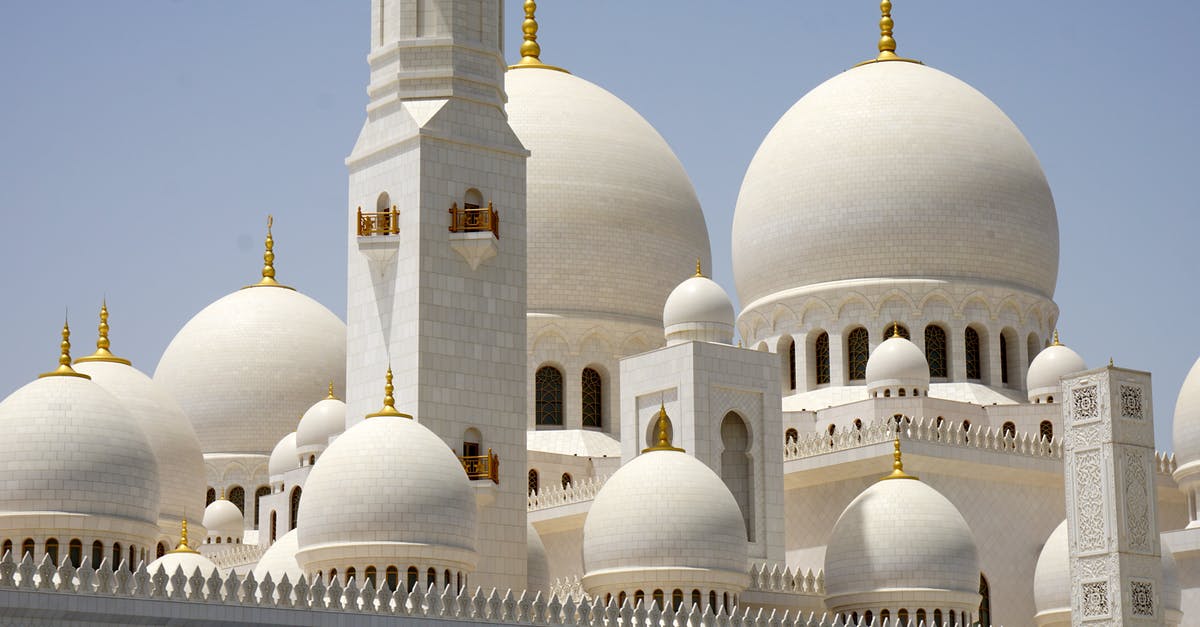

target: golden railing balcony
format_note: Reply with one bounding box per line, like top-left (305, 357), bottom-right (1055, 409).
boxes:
top-left (460, 448), bottom-right (499, 484)
top-left (357, 206), bottom-right (399, 236)
top-left (448, 202), bottom-right (499, 238)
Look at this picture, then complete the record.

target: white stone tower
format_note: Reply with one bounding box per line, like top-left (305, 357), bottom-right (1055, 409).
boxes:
top-left (1062, 366), bottom-right (1164, 625)
top-left (345, 0), bottom-right (528, 590)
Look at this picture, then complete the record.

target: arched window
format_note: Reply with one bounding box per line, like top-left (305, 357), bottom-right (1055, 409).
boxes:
top-left (582, 368), bottom-right (603, 428)
top-left (444, 569), bottom-right (451, 587)
top-left (111, 542), bottom-right (121, 569)
top-left (254, 486), bottom-right (270, 529)
top-left (329, 568), bottom-right (337, 582)
top-left (721, 412), bottom-right (754, 542)
top-left (916, 609), bottom-right (926, 625)
top-left (1028, 332), bottom-right (1041, 365)
top-left (853, 419), bottom-right (862, 430)
top-left (463, 188), bottom-right (483, 209)
top-left (45, 538), bottom-right (58, 566)
top-left (289, 486), bottom-right (302, 530)
top-left (882, 323), bottom-right (910, 339)
top-left (270, 511), bottom-right (277, 543)
top-left (406, 566), bottom-right (418, 592)
top-left (709, 590), bottom-right (718, 610)
top-left (377, 191), bottom-right (391, 212)
top-left (1002, 421), bottom-right (1016, 438)
top-left (965, 327), bottom-right (982, 380)
top-left (528, 469), bottom-right (539, 495)
top-left (634, 589), bottom-right (644, 608)
top-left (156, 542), bottom-right (165, 559)
top-left (0, 540), bottom-right (9, 560)
top-left (826, 424), bottom-right (836, 437)
top-left (979, 574), bottom-right (991, 626)
top-left (1040, 420), bottom-right (1054, 442)
top-left (463, 427), bottom-right (481, 457)
top-left (228, 485), bottom-right (245, 516)
top-left (787, 339), bottom-right (797, 391)
top-left (427, 567), bottom-right (436, 589)
top-left (785, 428), bottom-right (798, 444)
top-left (345, 567), bottom-right (356, 584)
top-left (925, 325), bottom-right (948, 378)
top-left (68, 539), bottom-right (82, 567)
top-left (535, 366), bottom-right (564, 426)
top-left (1000, 333), bottom-right (1010, 384)
top-left (934, 609), bottom-right (943, 626)
top-left (898, 609), bottom-right (909, 626)
top-left (129, 545), bottom-right (136, 568)
top-left (814, 332), bottom-right (831, 385)
top-left (365, 566), bottom-right (377, 586)
top-left (691, 589), bottom-right (701, 609)
top-left (949, 610), bottom-right (956, 625)
top-left (385, 566), bottom-right (399, 592)
top-left (672, 589), bottom-right (683, 611)
top-left (847, 328), bottom-right (869, 381)
top-left (206, 488), bottom-right (215, 506)
top-left (561, 473), bottom-right (572, 489)
top-left (91, 541), bottom-right (103, 567)
top-left (880, 609), bottom-right (890, 623)
top-left (618, 591), bottom-right (627, 607)
top-left (651, 589), bottom-right (663, 610)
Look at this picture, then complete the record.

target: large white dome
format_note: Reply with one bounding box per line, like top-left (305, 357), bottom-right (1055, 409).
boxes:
top-left (506, 67), bottom-right (712, 325)
top-left (1027, 340), bottom-right (1087, 403)
top-left (1172, 355), bottom-right (1200, 471)
top-left (154, 285), bottom-right (346, 455)
top-left (732, 61), bottom-right (1059, 309)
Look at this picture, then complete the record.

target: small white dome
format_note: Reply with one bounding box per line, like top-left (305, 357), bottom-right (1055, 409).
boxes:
top-left (662, 273), bottom-right (735, 345)
top-left (253, 529), bottom-right (304, 584)
top-left (1033, 520), bottom-right (1070, 623)
top-left (824, 475), bottom-right (980, 615)
top-left (296, 396), bottom-right (346, 454)
top-left (527, 524), bottom-right (550, 595)
top-left (1027, 341), bottom-right (1087, 403)
top-left (0, 375), bottom-right (160, 528)
top-left (154, 284), bottom-right (346, 456)
top-left (582, 449), bottom-right (748, 595)
top-left (203, 498), bottom-right (244, 541)
top-left (865, 334), bottom-right (930, 396)
top-left (296, 414), bottom-right (477, 573)
top-left (269, 432), bottom-right (298, 478)
top-left (148, 548), bottom-right (218, 582)
top-left (1172, 356), bottom-right (1200, 472)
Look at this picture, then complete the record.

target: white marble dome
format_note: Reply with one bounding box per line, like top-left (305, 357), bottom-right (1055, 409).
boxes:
top-left (253, 529), bottom-right (304, 585)
top-left (527, 523), bottom-right (550, 596)
top-left (296, 394), bottom-right (345, 459)
top-left (1027, 340), bottom-right (1087, 403)
top-left (73, 358), bottom-right (205, 535)
top-left (865, 334), bottom-right (930, 397)
top-left (1171, 355), bottom-right (1200, 472)
top-left (203, 497), bottom-right (244, 542)
top-left (506, 67), bottom-right (712, 325)
top-left (662, 272), bottom-right (735, 346)
top-left (295, 414), bottom-right (477, 574)
top-left (148, 547), bottom-right (217, 581)
top-left (732, 61), bottom-right (1059, 310)
top-left (582, 448), bottom-right (749, 596)
top-left (269, 432), bottom-right (298, 479)
top-left (0, 374), bottom-right (160, 531)
top-left (1032, 520), bottom-right (1070, 625)
top-left (154, 285), bottom-right (346, 455)
top-left (824, 474), bottom-right (980, 615)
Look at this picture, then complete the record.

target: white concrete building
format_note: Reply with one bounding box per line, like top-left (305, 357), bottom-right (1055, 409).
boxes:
top-left (0, 1), bottom-right (1196, 625)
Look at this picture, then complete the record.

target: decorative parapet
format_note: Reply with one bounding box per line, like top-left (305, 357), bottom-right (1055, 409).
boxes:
top-left (745, 563), bottom-right (824, 596)
top-left (207, 543), bottom-right (267, 571)
top-left (448, 202), bottom-right (499, 238)
top-left (461, 449), bottom-right (500, 483)
top-left (527, 475), bottom-right (607, 512)
top-left (548, 575), bottom-right (585, 602)
top-left (357, 207), bottom-right (399, 236)
top-left (784, 416), bottom-right (1178, 478)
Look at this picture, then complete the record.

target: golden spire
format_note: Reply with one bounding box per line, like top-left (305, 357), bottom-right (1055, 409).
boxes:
top-left (168, 518), bottom-right (200, 554)
top-left (326, 381), bottom-right (336, 400)
top-left (75, 300), bottom-right (132, 365)
top-left (1109, 357), bottom-right (1115, 367)
top-left (366, 366), bottom-right (412, 419)
top-left (244, 215), bottom-right (294, 290)
top-left (855, 0), bottom-right (922, 67)
top-left (219, 488), bottom-right (226, 500)
top-left (38, 318), bottom-right (91, 380)
top-left (881, 437), bottom-right (918, 481)
top-left (642, 403), bottom-right (685, 453)
top-left (1052, 329), bottom-right (1061, 346)
top-left (507, 0), bottom-right (569, 73)
top-left (694, 258), bottom-right (704, 278)
top-left (891, 322), bottom-right (901, 339)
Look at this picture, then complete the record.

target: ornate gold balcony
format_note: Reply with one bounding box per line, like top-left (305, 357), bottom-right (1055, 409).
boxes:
top-left (460, 448), bottom-right (499, 484)
top-left (448, 202), bottom-right (499, 238)
top-left (357, 207), bottom-right (399, 236)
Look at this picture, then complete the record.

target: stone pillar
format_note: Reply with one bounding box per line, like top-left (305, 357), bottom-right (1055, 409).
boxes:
top-left (829, 331), bottom-right (847, 387)
top-left (1062, 366), bottom-right (1164, 625)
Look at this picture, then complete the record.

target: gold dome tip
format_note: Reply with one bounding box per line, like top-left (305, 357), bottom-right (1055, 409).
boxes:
top-left (1052, 328), bottom-right (1061, 346)
top-left (326, 381), bottom-right (336, 400)
top-left (694, 258), bottom-right (704, 278)
top-left (854, 0), bottom-right (922, 67)
top-left (642, 402), bottom-right (685, 453)
top-left (38, 318), bottom-right (91, 380)
top-left (880, 437), bottom-right (918, 481)
top-left (74, 300), bottom-right (132, 366)
top-left (168, 518), bottom-right (200, 555)
top-left (507, 0), bottom-right (570, 73)
top-left (891, 322), bottom-right (902, 339)
top-left (244, 214), bottom-right (295, 291)
top-left (366, 366), bottom-right (413, 419)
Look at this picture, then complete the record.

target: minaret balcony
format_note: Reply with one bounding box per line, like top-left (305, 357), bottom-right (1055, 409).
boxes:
top-left (460, 448), bottom-right (499, 484)
top-left (357, 207), bottom-right (399, 237)
top-left (448, 202), bottom-right (499, 270)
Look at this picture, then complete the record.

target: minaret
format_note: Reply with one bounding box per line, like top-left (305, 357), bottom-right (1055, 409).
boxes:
top-left (346, 0), bottom-right (528, 590)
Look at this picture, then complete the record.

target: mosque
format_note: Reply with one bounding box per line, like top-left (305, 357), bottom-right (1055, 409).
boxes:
top-left (1, 1), bottom-right (1199, 625)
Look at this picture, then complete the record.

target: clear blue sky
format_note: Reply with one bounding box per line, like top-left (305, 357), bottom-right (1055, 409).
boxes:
top-left (1, 2), bottom-right (1196, 450)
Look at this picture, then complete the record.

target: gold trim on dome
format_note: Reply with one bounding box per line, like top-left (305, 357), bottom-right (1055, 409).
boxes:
top-left (244, 215), bottom-right (295, 290)
top-left (854, 0), bottom-right (922, 67)
top-left (642, 403), bottom-right (685, 453)
top-left (507, 0), bottom-right (570, 73)
top-left (75, 300), bottom-right (132, 365)
top-left (38, 319), bottom-right (91, 380)
top-left (880, 438), bottom-right (918, 481)
top-left (168, 518), bottom-right (200, 555)
top-left (365, 366), bottom-right (412, 419)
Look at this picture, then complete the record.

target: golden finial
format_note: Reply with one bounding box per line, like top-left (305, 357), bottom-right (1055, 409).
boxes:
top-left (1052, 329), bottom-right (1061, 346)
top-left (39, 317), bottom-right (91, 380)
top-left (694, 258), bottom-right (704, 278)
top-left (219, 488), bottom-right (226, 500)
top-left (244, 215), bottom-right (294, 290)
top-left (75, 300), bottom-right (132, 365)
top-left (366, 366), bottom-right (412, 419)
top-left (326, 381), bottom-right (336, 400)
top-left (855, 0), bottom-right (922, 67)
top-left (168, 518), bottom-right (200, 554)
top-left (642, 403), bottom-right (685, 453)
top-left (881, 437), bottom-right (918, 480)
top-left (507, 0), bottom-right (569, 73)
top-left (1109, 357), bottom-right (1115, 367)
top-left (891, 322), bottom-right (901, 339)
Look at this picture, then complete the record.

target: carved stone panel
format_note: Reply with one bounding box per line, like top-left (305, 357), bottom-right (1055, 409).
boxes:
top-left (1120, 385), bottom-right (1144, 420)
top-left (1073, 448), bottom-right (1108, 554)
top-left (1122, 448), bottom-right (1152, 553)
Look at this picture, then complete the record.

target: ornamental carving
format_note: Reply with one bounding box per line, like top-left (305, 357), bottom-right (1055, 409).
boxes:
top-left (1074, 449), bottom-right (1107, 553)
top-left (1081, 580), bottom-right (1110, 617)
top-left (1073, 385), bottom-right (1099, 420)
top-left (1130, 580), bottom-right (1154, 617)
top-left (1123, 449), bottom-right (1151, 552)
top-left (1120, 385), bottom-right (1144, 420)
